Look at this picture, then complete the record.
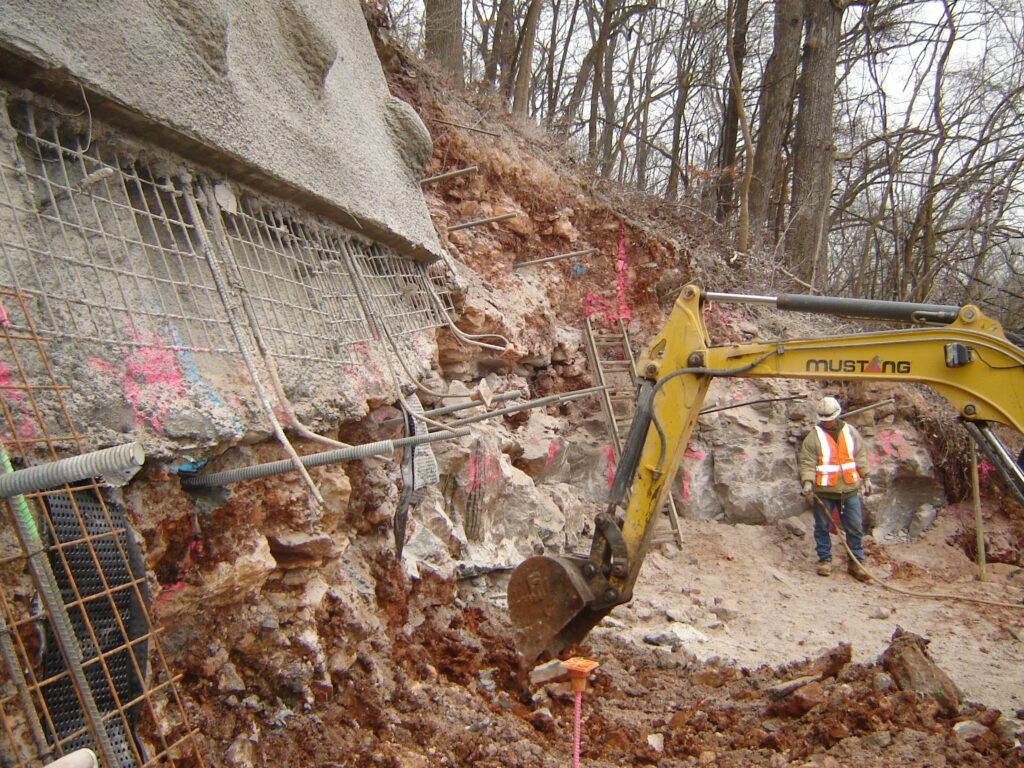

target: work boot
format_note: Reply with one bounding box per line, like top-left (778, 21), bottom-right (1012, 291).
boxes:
top-left (816, 560), bottom-right (831, 577)
top-left (848, 557), bottom-right (871, 583)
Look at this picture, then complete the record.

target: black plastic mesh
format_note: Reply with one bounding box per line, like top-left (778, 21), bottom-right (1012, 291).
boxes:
top-left (40, 487), bottom-right (148, 766)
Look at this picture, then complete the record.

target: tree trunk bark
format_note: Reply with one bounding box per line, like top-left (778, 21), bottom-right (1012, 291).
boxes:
top-left (713, 0), bottom-right (749, 222)
top-left (512, 0), bottom-right (543, 115)
top-left (424, 0), bottom-right (465, 86)
top-left (786, 0), bottom-right (842, 285)
top-left (750, 0), bottom-right (803, 235)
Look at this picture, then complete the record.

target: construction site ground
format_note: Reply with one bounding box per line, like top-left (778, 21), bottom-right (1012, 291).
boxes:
top-left (190, 499), bottom-right (1024, 768)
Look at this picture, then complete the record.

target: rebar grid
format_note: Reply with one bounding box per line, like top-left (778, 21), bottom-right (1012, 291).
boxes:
top-left (0, 94), bottom-right (461, 396)
top-left (0, 99), bottom-right (235, 356)
top-left (0, 291), bottom-right (204, 767)
top-left (216, 193), bottom-right (371, 366)
top-left (347, 240), bottom-right (453, 337)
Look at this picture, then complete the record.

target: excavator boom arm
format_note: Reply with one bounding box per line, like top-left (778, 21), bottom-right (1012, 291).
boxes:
top-left (508, 284), bottom-right (1024, 661)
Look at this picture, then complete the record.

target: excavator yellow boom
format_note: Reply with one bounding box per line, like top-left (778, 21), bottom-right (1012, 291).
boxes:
top-left (508, 284), bottom-right (1024, 661)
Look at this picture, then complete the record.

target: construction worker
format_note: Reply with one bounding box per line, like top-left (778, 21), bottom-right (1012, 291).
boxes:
top-left (800, 396), bottom-right (873, 581)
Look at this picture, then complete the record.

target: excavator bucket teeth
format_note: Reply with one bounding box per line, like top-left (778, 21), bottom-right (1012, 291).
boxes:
top-left (508, 555), bottom-right (609, 662)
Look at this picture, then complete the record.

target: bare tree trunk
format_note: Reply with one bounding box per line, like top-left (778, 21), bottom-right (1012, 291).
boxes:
top-left (750, 0), bottom-right (803, 235)
top-left (512, 0), bottom-right (543, 115)
top-left (425, 0), bottom-right (465, 85)
top-left (713, 0), bottom-right (749, 222)
top-left (726, 0), bottom-right (753, 253)
top-left (787, 0), bottom-right (842, 284)
top-left (485, 0), bottom-right (515, 87)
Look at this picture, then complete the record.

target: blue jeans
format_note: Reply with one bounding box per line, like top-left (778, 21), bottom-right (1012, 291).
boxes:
top-left (811, 494), bottom-right (864, 563)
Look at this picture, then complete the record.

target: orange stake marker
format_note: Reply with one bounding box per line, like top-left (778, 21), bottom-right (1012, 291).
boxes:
top-left (564, 657), bottom-right (599, 768)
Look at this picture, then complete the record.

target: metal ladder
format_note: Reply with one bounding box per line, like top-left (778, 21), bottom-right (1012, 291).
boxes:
top-left (583, 316), bottom-right (684, 546)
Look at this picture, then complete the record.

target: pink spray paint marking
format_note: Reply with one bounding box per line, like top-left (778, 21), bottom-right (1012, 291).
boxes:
top-left (582, 226), bottom-right (633, 326)
top-left (544, 441), bottom-right (558, 470)
top-left (605, 446), bottom-right (616, 490)
top-left (89, 325), bottom-right (187, 431)
top-left (0, 361), bottom-right (36, 439)
top-left (681, 446), bottom-right (704, 502)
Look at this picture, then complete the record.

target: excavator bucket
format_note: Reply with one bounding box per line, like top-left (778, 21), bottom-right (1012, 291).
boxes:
top-left (507, 554), bottom-right (614, 662)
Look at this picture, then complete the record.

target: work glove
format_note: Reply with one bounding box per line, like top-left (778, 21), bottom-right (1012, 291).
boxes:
top-left (802, 481), bottom-right (813, 498)
top-left (863, 478), bottom-right (874, 497)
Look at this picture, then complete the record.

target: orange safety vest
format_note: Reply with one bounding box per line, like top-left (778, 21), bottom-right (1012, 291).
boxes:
top-left (814, 425), bottom-right (861, 486)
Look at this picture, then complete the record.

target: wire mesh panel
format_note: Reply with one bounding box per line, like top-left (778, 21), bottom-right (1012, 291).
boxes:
top-left (215, 193), bottom-right (372, 368)
top-left (0, 291), bottom-right (204, 766)
top-left (0, 99), bottom-right (235, 356)
top-left (345, 239), bottom-right (453, 337)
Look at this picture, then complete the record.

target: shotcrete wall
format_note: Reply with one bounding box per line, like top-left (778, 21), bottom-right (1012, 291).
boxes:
top-left (0, 0), bottom-right (443, 262)
top-left (0, 2), bottom-right (457, 463)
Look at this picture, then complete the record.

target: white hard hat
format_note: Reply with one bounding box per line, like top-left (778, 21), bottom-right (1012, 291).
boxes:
top-left (816, 396), bottom-right (842, 420)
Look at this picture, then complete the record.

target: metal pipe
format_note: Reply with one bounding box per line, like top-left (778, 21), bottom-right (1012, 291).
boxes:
top-left (512, 248), bottom-right (599, 270)
top-left (379, 390), bottom-right (525, 429)
top-left (420, 166), bottom-right (479, 185)
top-left (432, 386), bottom-right (608, 431)
top-left (704, 290), bottom-right (960, 325)
top-left (0, 443), bottom-right (144, 498)
top-left (447, 212), bottom-right (517, 232)
top-left (180, 428), bottom-right (470, 488)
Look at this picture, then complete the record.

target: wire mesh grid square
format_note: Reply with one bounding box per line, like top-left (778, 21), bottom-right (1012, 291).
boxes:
top-left (0, 99), bottom-right (235, 357)
top-left (344, 239), bottom-right (454, 337)
top-left (217, 194), bottom-right (373, 367)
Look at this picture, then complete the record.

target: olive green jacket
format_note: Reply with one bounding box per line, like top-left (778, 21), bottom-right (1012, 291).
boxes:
top-left (799, 420), bottom-right (870, 497)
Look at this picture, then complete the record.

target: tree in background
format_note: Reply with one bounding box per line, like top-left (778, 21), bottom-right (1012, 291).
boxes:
top-left (381, 0), bottom-right (1024, 323)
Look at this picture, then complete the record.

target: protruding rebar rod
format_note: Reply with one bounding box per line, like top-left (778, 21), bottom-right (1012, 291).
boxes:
top-left (180, 428), bottom-right (470, 489)
top-left (420, 166), bottom-right (479, 186)
top-left (704, 290), bottom-right (961, 325)
top-left (512, 248), bottom-right (599, 270)
top-left (431, 386), bottom-right (608, 431)
top-left (425, 117), bottom-right (499, 136)
top-left (448, 212), bottom-right (517, 232)
top-left (0, 442), bottom-right (144, 498)
top-left (379, 390), bottom-right (525, 429)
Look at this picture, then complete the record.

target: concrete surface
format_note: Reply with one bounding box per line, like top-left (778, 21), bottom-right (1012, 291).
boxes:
top-left (0, 0), bottom-right (443, 262)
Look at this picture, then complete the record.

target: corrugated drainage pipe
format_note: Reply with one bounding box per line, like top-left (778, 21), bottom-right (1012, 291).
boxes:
top-left (0, 442), bottom-right (144, 498)
top-left (180, 428), bottom-right (470, 489)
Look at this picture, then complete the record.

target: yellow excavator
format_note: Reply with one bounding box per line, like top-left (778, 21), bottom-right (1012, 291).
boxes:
top-left (508, 283), bottom-right (1024, 661)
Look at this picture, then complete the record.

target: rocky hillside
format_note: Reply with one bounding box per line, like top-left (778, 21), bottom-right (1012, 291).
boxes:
top-left (117, 13), bottom-right (1024, 767)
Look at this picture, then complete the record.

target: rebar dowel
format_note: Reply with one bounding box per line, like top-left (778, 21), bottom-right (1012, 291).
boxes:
top-left (0, 442), bottom-right (144, 499)
top-left (182, 185), bottom-right (325, 506)
top-left (420, 166), bottom-right (479, 185)
top-left (378, 390), bottom-right (525, 429)
top-left (433, 386), bottom-right (608, 430)
top-left (181, 428), bottom-right (470, 488)
top-left (512, 248), bottom-right (599, 270)
top-left (447, 212), bottom-right (517, 232)
top-left (572, 690), bottom-right (583, 768)
top-left (971, 440), bottom-right (987, 581)
top-left (425, 117), bottom-right (500, 136)
top-left (0, 445), bottom-right (118, 764)
top-left (841, 398), bottom-right (896, 419)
